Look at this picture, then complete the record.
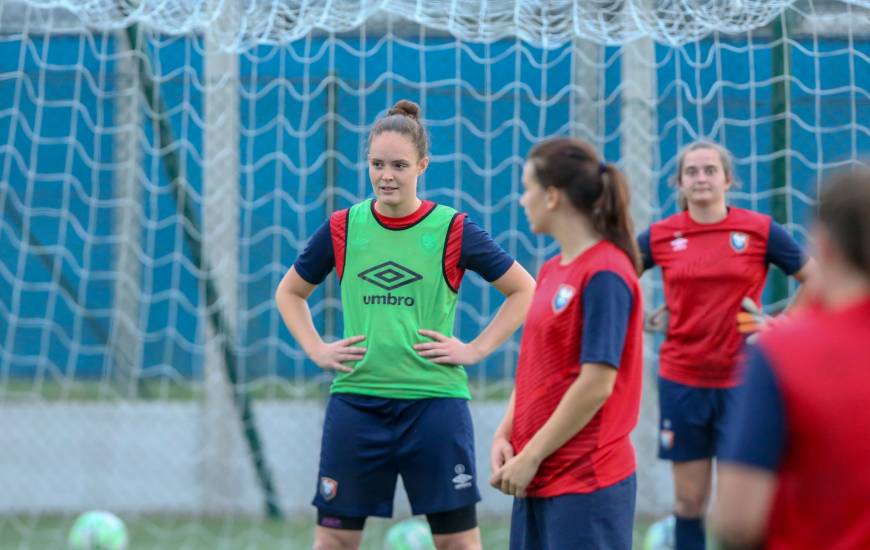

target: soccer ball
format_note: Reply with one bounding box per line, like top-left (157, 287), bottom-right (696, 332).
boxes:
top-left (384, 518), bottom-right (436, 550)
top-left (642, 515), bottom-right (676, 550)
top-left (68, 510), bottom-right (128, 550)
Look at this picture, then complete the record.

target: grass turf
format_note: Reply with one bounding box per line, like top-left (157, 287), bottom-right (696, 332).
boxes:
top-left (0, 514), bottom-right (652, 549)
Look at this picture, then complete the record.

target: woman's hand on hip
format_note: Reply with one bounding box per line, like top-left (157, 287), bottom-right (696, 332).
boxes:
top-left (310, 335), bottom-right (366, 372)
top-left (413, 329), bottom-right (483, 365)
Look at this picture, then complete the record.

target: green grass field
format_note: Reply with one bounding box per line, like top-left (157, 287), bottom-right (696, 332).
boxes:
top-left (0, 514), bottom-right (653, 549)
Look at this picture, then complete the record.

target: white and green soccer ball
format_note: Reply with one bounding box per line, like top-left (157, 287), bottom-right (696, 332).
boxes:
top-left (68, 510), bottom-right (128, 550)
top-left (643, 515), bottom-right (676, 550)
top-left (643, 516), bottom-right (677, 550)
top-left (384, 518), bottom-right (436, 550)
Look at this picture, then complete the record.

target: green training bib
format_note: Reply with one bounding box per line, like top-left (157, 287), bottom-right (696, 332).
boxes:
top-left (330, 200), bottom-right (469, 399)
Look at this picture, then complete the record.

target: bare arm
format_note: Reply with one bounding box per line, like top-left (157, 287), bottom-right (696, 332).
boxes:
top-left (414, 261), bottom-right (536, 364)
top-left (711, 463), bottom-right (777, 549)
top-left (490, 363), bottom-right (617, 497)
top-left (785, 259), bottom-right (816, 311)
top-left (490, 389), bottom-right (516, 473)
top-left (494, 389), bottom-right (516, 440)
top-left (274, 266), bottom-right (366, 372)
top-left (470, 261), bottom-right (536, 357)
top-left (739, 260), bottom-right (818, 337)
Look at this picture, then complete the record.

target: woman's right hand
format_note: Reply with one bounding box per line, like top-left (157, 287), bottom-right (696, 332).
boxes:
top-left (490, 433), bottom-right (515, 474)
top-left (644, 303), bottom-right (669, 333)
top-left (309, 335), bottom-right (367, 373)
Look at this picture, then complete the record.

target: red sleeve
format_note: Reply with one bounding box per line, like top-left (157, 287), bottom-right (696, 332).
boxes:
top-left (329, 209), bottom-right (349, 281)
top-left (442, 213), bottom-right (466, 292)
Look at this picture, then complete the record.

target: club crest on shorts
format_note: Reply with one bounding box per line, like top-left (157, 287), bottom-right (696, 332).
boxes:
top-left (730, 231), bottom-right (749, 253)
top-left (320, 477), bottom-right (338, 501)
top-left (660, 429), bottom-right (675, 450)
top-left (552, 284), bottom-right (576, 313)
top-left (660, 419), bottom-right (675, 450)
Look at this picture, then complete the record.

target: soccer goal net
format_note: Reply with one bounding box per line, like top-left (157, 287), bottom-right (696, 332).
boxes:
top-left (1, 0), bottom-right (868, 547)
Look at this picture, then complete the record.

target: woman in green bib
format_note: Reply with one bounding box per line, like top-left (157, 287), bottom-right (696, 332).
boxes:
top-left (276, 99), bottom-right (535, 550)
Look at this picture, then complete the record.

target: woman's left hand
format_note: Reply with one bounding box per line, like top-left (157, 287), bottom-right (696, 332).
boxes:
top-left (413, 329), bottom-right (483, 365)
top-left (490, 452), bottom-right (540, 498)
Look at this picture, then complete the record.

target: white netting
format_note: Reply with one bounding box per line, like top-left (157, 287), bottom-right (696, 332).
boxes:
top-left (2, 0), bottom-right (870, 547)
top-left (2, 0), bottom-right (803, 48)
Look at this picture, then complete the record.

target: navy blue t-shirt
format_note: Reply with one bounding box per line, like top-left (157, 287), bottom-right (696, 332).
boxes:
top-left (580, 271), bottom-right (633, 369)
top-left (294, 217), bottom-right (514, 286)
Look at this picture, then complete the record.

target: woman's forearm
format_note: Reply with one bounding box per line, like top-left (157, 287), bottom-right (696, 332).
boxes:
top-left (469, 262), bottom-right (535, 359)
top-left (275, 274), bottom-right (323, 357)
top-left (470, 290), bottom-right (533, 357)
top-left (495, 390), bottom-right (516, 438)
top-left (520, 364), bottom-right (615, 464)
top-left (277, 293), bottom-right (323, 356)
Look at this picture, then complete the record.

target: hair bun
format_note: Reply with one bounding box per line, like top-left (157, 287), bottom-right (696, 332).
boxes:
top-left (387, 99), bottom-right (421, 121)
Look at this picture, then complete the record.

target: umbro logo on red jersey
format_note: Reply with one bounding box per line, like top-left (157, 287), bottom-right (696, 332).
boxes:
top-left (670, 236), bottom-right (688, 252)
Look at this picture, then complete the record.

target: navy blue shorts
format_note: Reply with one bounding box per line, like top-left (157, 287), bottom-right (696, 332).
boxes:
top-left (312, 393), bottom-right (481, 518)
top-left (657, 376), bottom-right (739, 461)
top-left (509, 474), bottom-right (636, 550)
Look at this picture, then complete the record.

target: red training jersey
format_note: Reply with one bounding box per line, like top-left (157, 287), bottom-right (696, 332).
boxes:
top-left (758, 296), bottom-right (870, 550)
top-left (511, 240), bottom-right (643, 497)
top-left (649, 207), bottom-right (773, 387)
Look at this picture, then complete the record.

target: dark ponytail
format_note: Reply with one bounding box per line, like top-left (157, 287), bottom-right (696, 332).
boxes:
top-left (818, 168), bottom-right (870, 279)
top-left (528, 137), bottom-right (642, 274)
top-left (597, 163), bottom-right (642, 274)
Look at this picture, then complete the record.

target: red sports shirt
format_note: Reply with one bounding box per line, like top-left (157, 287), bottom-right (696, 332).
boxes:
top-left (511, 240), bottom-right (643, 497)
top-left (759, 297), bottom-right (870, 549)
top-left (647, 208), bottom-right (783, 387)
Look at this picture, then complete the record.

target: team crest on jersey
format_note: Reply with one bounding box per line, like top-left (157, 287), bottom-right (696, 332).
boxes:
top-left (552, 284), bottom-right (576, 313)
top-left (320, 477), bottom-right (338, 501)
top-left (420, 233), bottom-right (438, 251)
top-left (730, 231), bottom-right (749, 253)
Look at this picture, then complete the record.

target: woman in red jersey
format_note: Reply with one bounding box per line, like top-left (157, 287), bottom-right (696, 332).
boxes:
top-left (713, 169), bottom-right (870, 549)
top-left (490, 137), bottom-right (644, 550)
top-left (637, 141), bottom-right (813, 550)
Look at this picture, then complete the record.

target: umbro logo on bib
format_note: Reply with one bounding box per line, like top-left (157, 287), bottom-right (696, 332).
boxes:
top-left (358, 261), bottom-right (422, 291)
top-left (359, 261), bottom-right (422, 307)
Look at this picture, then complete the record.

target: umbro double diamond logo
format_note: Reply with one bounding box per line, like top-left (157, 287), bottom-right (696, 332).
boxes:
top-left (358, 261), bottom-right (422, 307)
top-left (358, 261), bottom-right (422, 291)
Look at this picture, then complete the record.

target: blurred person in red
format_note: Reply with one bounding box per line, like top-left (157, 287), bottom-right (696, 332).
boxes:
top-left (712, 168), bottom-right (870, 549)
